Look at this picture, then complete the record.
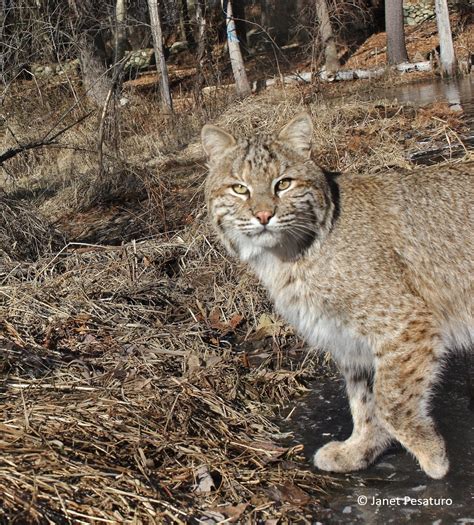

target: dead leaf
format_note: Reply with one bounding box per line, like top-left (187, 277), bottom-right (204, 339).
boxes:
top-left (192, 465), bottom-right (215, 495)
top-left (267, 481), bottom-right (311, 506)
top-left (208, 307), bottom-right (222, 329)
top-left (82, 333), bottom-right (98, 345)
top-left (228, 314), bottom-right (244, 330)
top-left (205, 355), bottom-right (222, 368)
top-left (240, 353), bottom-right (250, 368)
top-left (196, 511), bottom-right (226, 524)
top-left (187, 354), bottom-right (201, 374)
top-left (251, 313), bottom-right (283, 340)
top-left (208, 308), bottom-right (244, 335)
top-left (211, 503), bottom-right (248, 522)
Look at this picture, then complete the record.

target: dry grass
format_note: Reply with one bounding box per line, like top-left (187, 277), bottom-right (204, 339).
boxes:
top-left (0, 194), bottom-right (65, 262)
top-left (1, 79), bottom-right (472, 522)
top-left (0, 223), bottom-right (335, 523)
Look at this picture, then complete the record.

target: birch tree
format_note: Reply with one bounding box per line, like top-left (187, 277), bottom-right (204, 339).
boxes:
top-left (196, 0), bottom-right (208, 68)
top-left (315, 0), bottom-right (340, 74)
top-left (222, 0), bottom-right (251, 97)
top-left (434, 0), bottom-right (457, 76)
top-left (148, 0), bottom-right (173, 113)
top-left (114, 0), bottom-right (127, 68)
top-left (385, 0), bottom-right (408, 65)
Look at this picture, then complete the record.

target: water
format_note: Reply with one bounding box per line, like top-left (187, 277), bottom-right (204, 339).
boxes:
top-left (372, 75), bottom-right (474, 164)
top-left (285, 358), bottom-right (473, 524)
top-left (374, 76), bottom-right (474, 119)
top-left (283, 77), bottom-right (474, 523)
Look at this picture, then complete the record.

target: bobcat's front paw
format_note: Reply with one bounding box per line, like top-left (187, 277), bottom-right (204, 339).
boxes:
top-left (419, 455), bottom-right (449, 479)
top-left (313, 440), bottom-right (378, 473)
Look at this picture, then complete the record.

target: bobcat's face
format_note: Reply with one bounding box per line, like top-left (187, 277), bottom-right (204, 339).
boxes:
top-left (202, 114), bottom-right (331, 261)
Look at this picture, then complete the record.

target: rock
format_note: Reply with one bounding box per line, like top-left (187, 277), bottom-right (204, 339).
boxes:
top-left (123, 48), bottom-right (154, 71)
top-left (169, 41), bottom-right (189, 55)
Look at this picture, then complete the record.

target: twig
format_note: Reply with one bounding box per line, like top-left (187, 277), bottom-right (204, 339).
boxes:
top-left (0, 111), bottom-right (94, 165)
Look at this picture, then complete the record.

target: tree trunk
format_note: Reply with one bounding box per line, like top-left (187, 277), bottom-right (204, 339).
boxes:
top-left (180, 0), bottom-right (195, 46)
top-left (69, 0), bottom-right (112, 106)
top-left (79, 33), bottom-right (112, 106)
top-left (195, 0), bottom-right (211, 86)
top-left (147, 0), bottom-right (173, 113)
top-left (114, 0), bottom-right (127, 67)
top-left (222, 0), bottom-right (251, 97)
top-left (315, 0), bottom-right (340, 73)
top-left (0, 1), bottom-right (6, 82)
top-left (196, 0), bottom-right (208, 66)
top-left (194, 0), bottom-right (216, 102)
top-left (232, 0), bottom-right (247, 50)
top-left (260, 0), bottom-right (269, 29)
top-left (435, 0), bottom-right (457, 77)
top-left (296, 0), bottom-right (310, 43)
top-left (260, 0), bottom-right (291, 45)
top-left (385, 0), bottom-right (408, 65)
top-left (97, 0), bottom-right (128, 170)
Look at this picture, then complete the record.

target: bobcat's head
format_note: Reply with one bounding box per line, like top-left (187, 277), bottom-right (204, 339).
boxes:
top-left (202, 113), bottom-right (334, 261)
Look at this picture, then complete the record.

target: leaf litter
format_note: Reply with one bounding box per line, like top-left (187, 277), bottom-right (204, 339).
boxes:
top-left (0, 222), bottom-right (334, 523)
top-left (1, 84), bottom-right (472, 523)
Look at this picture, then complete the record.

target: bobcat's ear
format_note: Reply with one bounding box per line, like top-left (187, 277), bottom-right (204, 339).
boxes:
top-left (201, 124), bottom-right (236, 159)
top-left (277, 113), bottom-right (313, 158)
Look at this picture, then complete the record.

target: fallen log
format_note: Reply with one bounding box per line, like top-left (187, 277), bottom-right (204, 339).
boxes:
top-left (200, 61), bottom-right (434, 96)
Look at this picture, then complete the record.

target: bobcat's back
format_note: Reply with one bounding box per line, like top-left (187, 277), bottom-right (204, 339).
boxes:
top-left (338, 165), bottom-right (473, 339)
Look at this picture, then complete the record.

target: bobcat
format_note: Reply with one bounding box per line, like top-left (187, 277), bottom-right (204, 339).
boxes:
top-left (201, 113), bottom-right (473, 479)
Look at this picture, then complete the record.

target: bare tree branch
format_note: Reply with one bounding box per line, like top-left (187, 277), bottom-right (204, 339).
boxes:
top-left (0, 111), bottom-right (94, 165)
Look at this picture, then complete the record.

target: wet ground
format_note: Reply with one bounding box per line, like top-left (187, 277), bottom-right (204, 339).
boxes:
top-left (374, 75), bottom-right (474, 115)
top-left (372, 75), bottom-right (474, 164)
top-left (284, 77), bottom-right (474, 524)
top-left (285, 357), bottom-right (473, 524)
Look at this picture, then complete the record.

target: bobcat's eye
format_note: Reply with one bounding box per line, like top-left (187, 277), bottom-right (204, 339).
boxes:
top-left (232, 184), bottom-right (249, 195)
top-left (275, 178), bottom-right (292, 193)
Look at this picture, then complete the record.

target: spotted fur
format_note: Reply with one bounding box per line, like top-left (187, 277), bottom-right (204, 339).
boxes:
top-left (202, 113), bottom-right (473, 479)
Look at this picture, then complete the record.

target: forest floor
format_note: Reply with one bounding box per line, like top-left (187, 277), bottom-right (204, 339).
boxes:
top-left (1, 15), bottom-right (473, 524)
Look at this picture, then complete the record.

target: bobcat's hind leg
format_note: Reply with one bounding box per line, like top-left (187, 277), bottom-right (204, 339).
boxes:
top-left (313, 367), bottom-right (392, 473)
top-left (374, 317), bottom-right (449, 479)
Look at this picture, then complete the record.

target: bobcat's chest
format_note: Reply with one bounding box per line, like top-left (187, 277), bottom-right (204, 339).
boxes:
top-left (255, 259), bottom-right (373, 369)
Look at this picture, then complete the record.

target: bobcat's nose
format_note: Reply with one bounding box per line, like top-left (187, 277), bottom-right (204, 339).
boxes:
top-left (255, 210), bottom-right (273, 225)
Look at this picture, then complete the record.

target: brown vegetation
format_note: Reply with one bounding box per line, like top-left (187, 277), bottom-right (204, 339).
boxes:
top-left (345, 12), bottom-right (473, 72)
top-left (1, 0), bottom-right (473, 520)
top-left (1, 70), bottom-right (472, 520)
